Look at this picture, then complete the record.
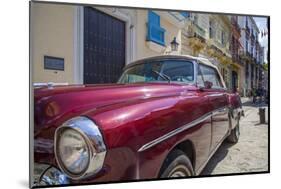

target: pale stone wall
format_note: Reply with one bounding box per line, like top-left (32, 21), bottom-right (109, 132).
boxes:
top-left (31, 3), bottom-right (75, 83)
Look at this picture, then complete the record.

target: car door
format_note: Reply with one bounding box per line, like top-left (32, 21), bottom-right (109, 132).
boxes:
top-left (198, 64), bottom-right (229, 152)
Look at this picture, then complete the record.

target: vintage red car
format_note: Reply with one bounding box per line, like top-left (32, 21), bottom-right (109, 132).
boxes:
top-left (32, 55), bottom-right (243, 186)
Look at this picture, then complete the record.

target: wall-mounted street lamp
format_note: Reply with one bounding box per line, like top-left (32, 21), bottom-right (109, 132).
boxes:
top-left (170, 37), bottom-right (179, 52)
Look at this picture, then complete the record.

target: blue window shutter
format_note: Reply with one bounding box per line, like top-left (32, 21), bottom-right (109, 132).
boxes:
top-left (147, 11), bottom-right (165, 46)
top-left (180, 12), bottom-right (189, 18)
top-left (148, 11), bottom-right (160, 25)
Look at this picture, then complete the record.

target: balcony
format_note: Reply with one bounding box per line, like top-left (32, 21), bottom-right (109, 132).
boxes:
top-left (251, 33), bottom-right (255, 42)
top-left (193, 22), bottom-right (206, 39)
top-left (230, 45), bottom-right (241, 64)
top-left (239, 51), bottom-right (255, 63)
top-left (255, 41), bottom-right (259, 48)
top-left (246, 31), bottom-right (250, 40)
top-left (210, 39), bottom-right (231, 57)
top-left (246, 25), bottom-right (250, 34)
top-left (232, 54), bottom-right (242, 65)
top-left (231, 17), bottom-right (241, 33)
top-left (156, 11), bottom-right (187, 29)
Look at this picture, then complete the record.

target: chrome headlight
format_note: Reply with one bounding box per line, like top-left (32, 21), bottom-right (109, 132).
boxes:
top-left (58, 128), bottom-right (90, 174)
top-left (55, 117), bottom-right (107, 180)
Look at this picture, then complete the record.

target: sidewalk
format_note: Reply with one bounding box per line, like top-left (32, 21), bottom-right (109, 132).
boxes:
top-left (240, 96), bottom-right (268, 123)
top-left (241, 97), bottom-right (266, 106)
top-left (241, 97), bottom-right (252, 104)
top-left (201, 101), bottom-right (269, 175)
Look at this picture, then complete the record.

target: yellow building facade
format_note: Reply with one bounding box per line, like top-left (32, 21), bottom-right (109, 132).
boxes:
top-left (31, 2), bottom-right (246, 93)
top-left (181, 13), bottom-right (243, 92)
top-left (31, 2), bottom-right (185, 84)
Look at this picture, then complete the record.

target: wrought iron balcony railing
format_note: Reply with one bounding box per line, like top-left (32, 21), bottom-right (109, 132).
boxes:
top-left (232, 55), bottom-right (242, 64)
top-left (231, 18), bottom-right (241, 33)
top-left (246, 26), bottom-right (250, 34)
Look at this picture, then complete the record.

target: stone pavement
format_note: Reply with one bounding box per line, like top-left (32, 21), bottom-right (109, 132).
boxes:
top-left (201, 98), bottom-right (269, 175)
top-left (241, 97), bottom-right (252, 104)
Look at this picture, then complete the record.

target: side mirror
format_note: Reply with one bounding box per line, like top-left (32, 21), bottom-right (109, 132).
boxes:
top-left (204, 81), bottom-right (213, 89)
top-left (198, 86), bottom-right (205, 91)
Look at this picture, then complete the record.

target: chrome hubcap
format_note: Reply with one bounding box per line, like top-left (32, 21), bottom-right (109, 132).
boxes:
top-left (168, 165), bottom-right (191, 178)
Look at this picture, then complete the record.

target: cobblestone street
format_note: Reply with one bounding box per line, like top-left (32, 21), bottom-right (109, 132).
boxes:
top-left (201, 98), bottom-right (269, 175)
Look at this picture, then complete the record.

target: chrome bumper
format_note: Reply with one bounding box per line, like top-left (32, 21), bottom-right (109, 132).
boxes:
top-left (33, 163), bottom-right (70, 187)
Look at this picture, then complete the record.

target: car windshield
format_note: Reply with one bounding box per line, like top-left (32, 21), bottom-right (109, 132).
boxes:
top-left (118, 60), bottom-right (194, 84)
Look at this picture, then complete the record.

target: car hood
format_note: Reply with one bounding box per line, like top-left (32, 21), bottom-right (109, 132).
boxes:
top-left (34, 82), bottom-right (196, 134)
top-left (33, 82), bottom-right (197, 163)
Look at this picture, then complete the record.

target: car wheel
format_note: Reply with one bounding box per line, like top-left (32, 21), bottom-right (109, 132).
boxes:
top-left (227, 117), bottom-right (240, 143)
top-left (159, 149), bottom-right (194, 178)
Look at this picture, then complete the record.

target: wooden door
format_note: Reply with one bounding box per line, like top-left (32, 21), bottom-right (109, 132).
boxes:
top-left (84, 7), bottom-right (125, 84)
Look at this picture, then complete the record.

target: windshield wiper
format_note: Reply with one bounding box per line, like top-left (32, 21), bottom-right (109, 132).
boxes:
top-left (152, 70), bottom-right (171, 83)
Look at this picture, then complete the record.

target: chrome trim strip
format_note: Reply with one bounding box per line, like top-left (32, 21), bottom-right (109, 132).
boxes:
top-left (207, 93), bottom-right (225, 97)
top-left (138, 112), bottom-right (212, 152)
top-left (212, 107), bottom-right (228, 116)
top-left (33, 82), bottom-right (69, 88)
top-left (138, 106), bottom-right (229, 152)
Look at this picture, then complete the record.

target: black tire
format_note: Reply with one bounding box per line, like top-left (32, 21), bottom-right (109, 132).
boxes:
top-left (227, 117), bottom-right (240, 143)
top-left (159, 149), bottom-right (194, 178)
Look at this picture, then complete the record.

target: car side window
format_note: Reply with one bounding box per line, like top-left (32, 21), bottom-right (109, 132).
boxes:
top-left (197, 65), bottom-right (205, 87)
top-left (161, 61), bottom-right (194, 82)
top-left (118, 60), bottom-right (194, 84)
top-left (199, 64), bottom-right (223, 89)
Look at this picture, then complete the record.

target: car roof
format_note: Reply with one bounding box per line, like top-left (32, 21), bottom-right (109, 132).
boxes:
top-left (126, 54), bottom-right (218, 70)
top-left (125, 54), bottom-right (226, 89)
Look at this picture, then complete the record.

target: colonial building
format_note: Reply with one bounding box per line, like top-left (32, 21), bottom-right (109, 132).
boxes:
top-left (181, 13), bottom-right (244, 92)
top-left (238, 16), bottom-right (261, 96)
top-left (31, 2), bottom-right (187, 84)
top-left (229, 15), bottom-right (244, 94)
top-left (207, 15), bottom-right (233, 90)
top-left (31, 2), bottom-right (265, 96)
